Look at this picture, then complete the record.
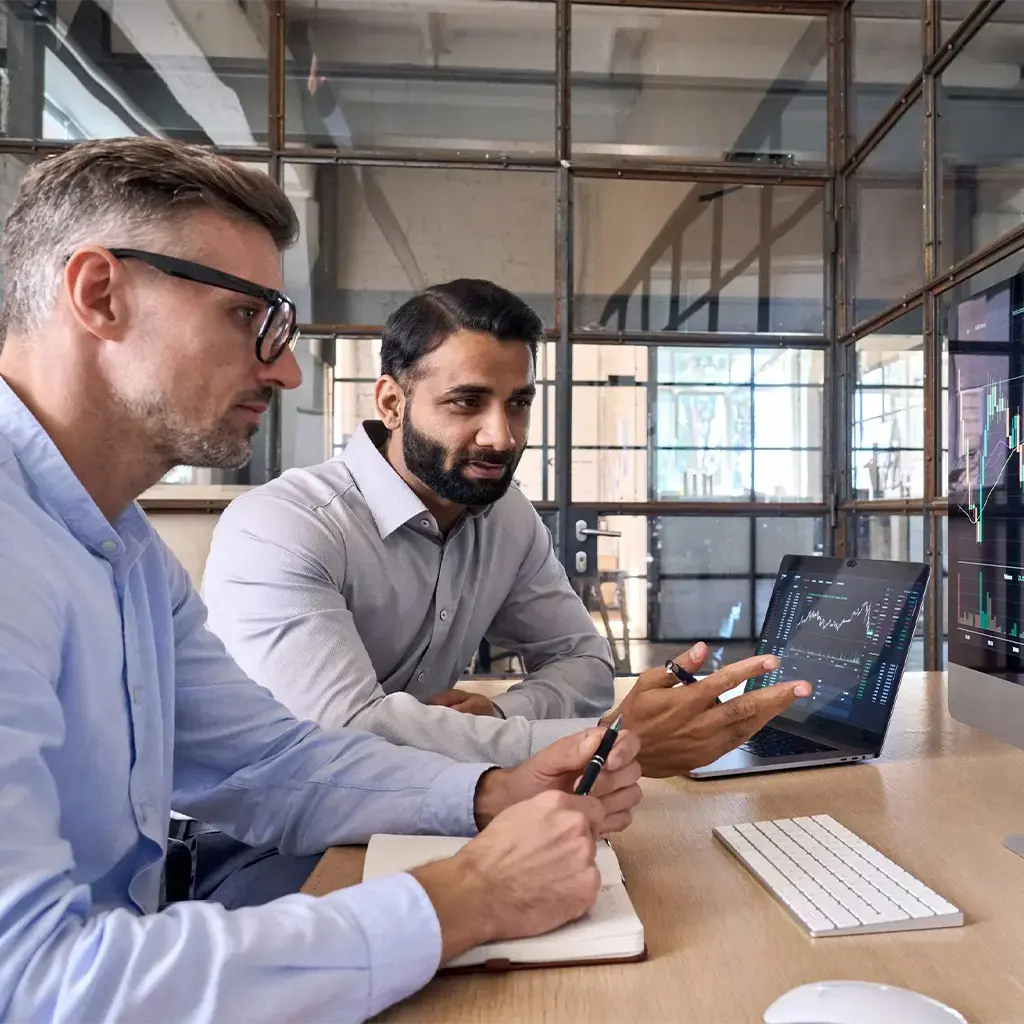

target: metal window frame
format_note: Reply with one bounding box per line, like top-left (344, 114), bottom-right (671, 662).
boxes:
top-left (7, 0), bottom-right (1004, 666)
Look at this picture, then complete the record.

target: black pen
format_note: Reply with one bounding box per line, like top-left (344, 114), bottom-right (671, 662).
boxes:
top-left (665, 658), bottom-right (723, 705)
top-left (574, 715), bottom-right (622, 796)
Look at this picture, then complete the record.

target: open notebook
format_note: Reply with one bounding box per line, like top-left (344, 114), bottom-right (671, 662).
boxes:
top-left (360, 834), bottom-right (646, 972)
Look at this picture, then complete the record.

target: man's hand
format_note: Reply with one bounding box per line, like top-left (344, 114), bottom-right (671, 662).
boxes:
top-left (410, 791), bottom-right (604, 963)
top-left (473, 727), bottom-right (642, 834)
top-left (428, 688), bottom-right (501, 717)
top-left (600, 643), bottom-right (812, 777)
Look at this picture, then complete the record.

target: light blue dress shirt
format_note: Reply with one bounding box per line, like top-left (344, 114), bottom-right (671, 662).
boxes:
top-left (0, 378), bottom-right (492, 1023)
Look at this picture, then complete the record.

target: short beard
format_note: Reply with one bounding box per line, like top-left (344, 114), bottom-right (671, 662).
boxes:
top-left (114, 392), bottom-right (259, 472)
top-left (401, 405), bottom-right (523, 506)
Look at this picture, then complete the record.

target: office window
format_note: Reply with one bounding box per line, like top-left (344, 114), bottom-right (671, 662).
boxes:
top-left (573, 178), bottom-right (825, 336)
top-left (570, 345), bottom-right (823, 502)
top-left (849, 512), bottom-right (928, 668)
top-left (849, 98), bottom-right (925, 326)
top-left (851, 1), bottom-right (922, 143)
top-left (570, 6), bottom-right (827, 165)
top-left (850, 514), bottom-right (924, 562)
top-left (282, 0), bottom-right (555, 157)
top-left (938, 17), bottom-right (1024, 270)
top-left (578, 514), bottom-right (824, 649)
top-left (287, 162), bottom-right (556, 329)
top-left (852, 307), bottom-right (924, 499)
top-left (332, 337), bottom-right (556, 502)
top-left (1, 0), bottom-right (269, 145)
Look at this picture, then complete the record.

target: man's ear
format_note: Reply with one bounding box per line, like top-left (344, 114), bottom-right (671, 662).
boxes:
top-left (63, 248), bottom-right (132, 342)
top-left (375, 374), bottom-right (406, 430)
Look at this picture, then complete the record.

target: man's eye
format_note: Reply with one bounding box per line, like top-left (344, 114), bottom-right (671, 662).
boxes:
top-left (510, 398), bottom-right (534, 410)
top-left (236, 306), bottom-right (261, 327)
top-left (452, 397), bottom-right (480, 409)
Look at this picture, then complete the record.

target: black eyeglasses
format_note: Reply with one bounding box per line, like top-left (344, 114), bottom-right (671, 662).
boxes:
top-left (106, 248), bottom-right (299, 365)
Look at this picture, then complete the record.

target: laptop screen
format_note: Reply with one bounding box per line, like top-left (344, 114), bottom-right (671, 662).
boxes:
top-left (746, 555), bottom-right (931, 750)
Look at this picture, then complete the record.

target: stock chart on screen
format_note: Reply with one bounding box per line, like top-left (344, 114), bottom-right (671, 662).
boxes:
top-left (750, 568), bottom-right (920, 733)
top-left (948, 274), bottom-right (1024, 685)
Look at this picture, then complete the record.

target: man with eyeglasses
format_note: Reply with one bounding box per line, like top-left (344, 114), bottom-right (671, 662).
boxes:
top-left (0, 137), bottom-right (643, 1023)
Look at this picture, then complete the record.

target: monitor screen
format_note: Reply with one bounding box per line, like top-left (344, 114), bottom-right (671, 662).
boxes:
top-left (949, 273), bottom-right (1024, 687)
top-left (747, 556), bottom-right (929, 749)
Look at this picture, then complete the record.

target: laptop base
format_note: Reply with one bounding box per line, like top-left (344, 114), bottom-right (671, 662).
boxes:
top-left (688, 748), bottom-right (874, 779)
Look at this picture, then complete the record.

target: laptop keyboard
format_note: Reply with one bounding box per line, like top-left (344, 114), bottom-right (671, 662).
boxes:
top-left (740, 725), bottom-right (834, 759)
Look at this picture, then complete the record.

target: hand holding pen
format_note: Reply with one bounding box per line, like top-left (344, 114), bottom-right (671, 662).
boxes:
top-left (593, 642), bottom-right (812, 778)
top-left (574, 715), bottom-right (623, 796)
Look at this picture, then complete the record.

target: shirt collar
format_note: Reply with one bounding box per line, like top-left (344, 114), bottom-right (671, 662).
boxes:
top-left (340, 420), bottom-right (492, 540)
top-left (0, 377), bottom-right (151, 560)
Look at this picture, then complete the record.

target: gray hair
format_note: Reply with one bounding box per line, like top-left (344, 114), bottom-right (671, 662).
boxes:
top-left (0, 137), bottom-right (298, 340)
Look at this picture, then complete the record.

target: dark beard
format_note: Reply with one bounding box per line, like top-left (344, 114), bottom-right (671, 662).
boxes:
top-left (401, 407), bottom-right (523, 506)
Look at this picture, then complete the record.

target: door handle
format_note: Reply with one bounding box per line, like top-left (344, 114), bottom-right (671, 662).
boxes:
top-left (575, 519), bottom-right (622, 542)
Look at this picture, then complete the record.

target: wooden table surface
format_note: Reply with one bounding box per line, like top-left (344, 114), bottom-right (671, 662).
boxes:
top-left (315, 672), bottom-right (1024, 1023)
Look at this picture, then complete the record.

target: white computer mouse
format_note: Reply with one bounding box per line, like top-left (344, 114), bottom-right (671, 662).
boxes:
top-left (764, 980), bottom-right (967, 1024)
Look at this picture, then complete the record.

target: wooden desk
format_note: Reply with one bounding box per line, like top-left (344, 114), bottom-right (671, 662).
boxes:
top-left (319, 673), bottom-right (1024, 1023)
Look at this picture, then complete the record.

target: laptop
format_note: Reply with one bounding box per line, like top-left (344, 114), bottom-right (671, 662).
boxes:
top-left (688, 554), bottom-right (930, 779)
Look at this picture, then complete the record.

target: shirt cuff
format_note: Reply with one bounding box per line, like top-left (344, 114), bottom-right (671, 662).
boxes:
top-left (528, 717), bottom-right (600, 756)
top-left (420, 760), bottom-right (493, 837)
top-left (489, 687), bottom-right (538, 721)
top-left (322, 873), bottom-right (443, 1018)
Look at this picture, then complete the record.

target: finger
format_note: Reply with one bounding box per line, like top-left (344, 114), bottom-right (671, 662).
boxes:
top-left (708, 679), bottom-right (813, 733)
top-left (573, 794), bottom-right (608, 833)
top-left (554, 727), bottom-right (607, 773)
top-left (702, 654), bottom-right (785, 699)
top-left (428, 690), bottom-right (466, 707)
top-left (602, 729), bottom-right (640, 772)
top-left (670, 641), bottom-right (709, 678)
top-left (596, 780), bottom-right (643, 818)
top-left (600, 809), bottom-right (634, 835)
top-left (589, 759), bottom-right (642, 799)
top-left (636, 641), bottom-right (708, 691)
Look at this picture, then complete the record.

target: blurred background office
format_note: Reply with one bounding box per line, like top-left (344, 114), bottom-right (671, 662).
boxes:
top-left (3, 0), bottom-right (1020, 676)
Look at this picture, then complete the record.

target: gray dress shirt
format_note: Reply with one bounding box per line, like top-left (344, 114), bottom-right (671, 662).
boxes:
top-left (202, 421), bottom-right (614, 766)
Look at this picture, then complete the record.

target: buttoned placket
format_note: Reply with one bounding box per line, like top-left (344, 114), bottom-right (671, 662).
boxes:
top-left (414, 515), bottom-right (470, 685)
top-left (102, 542), bottom-right (158, 846)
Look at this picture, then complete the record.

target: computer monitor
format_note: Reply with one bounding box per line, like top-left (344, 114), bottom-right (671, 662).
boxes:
top-left (947, 270), bottom-right (1024, 859)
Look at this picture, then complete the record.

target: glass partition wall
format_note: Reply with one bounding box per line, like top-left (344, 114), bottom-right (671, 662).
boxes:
top-left (3, 0), bottom-right (1019, 672)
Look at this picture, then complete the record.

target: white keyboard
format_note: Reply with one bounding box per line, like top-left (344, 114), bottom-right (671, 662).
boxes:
top-left (714, 815), bottom-right (963, 937)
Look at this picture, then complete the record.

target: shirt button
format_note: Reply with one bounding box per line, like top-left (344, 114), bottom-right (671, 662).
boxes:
top-left (131, 688), bottom-right (142, 705)
top-left (420, 518), bottom-right (430, 528)
top-left (439, 609), bottom-right (448, 621)
top-left (417, 672), bottom-right (425, 683)
top-left (100, 540), bottom-right (117, 553)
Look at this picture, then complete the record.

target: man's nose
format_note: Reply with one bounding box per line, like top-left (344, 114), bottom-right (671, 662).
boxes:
top-left (260, 345), bottom-right (303, 391)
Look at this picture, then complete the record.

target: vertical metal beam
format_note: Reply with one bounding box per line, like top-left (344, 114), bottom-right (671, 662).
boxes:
top-left (827, 2), bottom-right (849, 559)
top-left (757, 184), bottom-right (773, 333)
top-left (555, 0), bottom-right (574, 570)
top-left (923, 0), bottom-right (939, 63)
top-left (264, 0), bottom-right (287, 481)
top-left (6, 3), bottom-right (45, 140)
top-left (925, 297), bottom-right (943, 670)
top-left (668, 239), bottom-right (682, 329)
top-left (269, 0), bottom-right (285, 153)
top-left (708, 196), bottom-right (723, 333)
top-left (923, 0), bottom-right (941, 668)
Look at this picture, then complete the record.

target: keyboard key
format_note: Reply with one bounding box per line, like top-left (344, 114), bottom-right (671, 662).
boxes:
top-left (713, 815), bottom-right (963, 937)
top-left (740, 726), bottom-right (833, 758)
